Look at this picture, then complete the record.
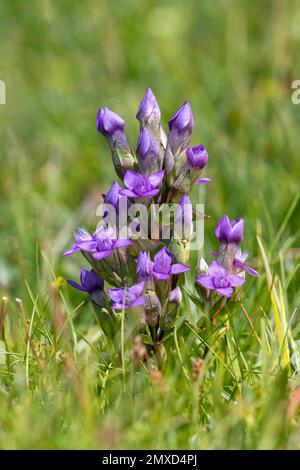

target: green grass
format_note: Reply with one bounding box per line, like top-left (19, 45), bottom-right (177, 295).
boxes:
top-left (1, 0), bottom-right (300, 449)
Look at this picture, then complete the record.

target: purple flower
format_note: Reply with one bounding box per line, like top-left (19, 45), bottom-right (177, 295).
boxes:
top-left (109, 281), bottom-right (145, 310)
top-left (169, 102), bottom-right (194, 136)
top-left (152, 247), bottom-right (190, 280)
top-left (64, 226), bottom-right (132, 260)
top-left (136, 88), bottom-right (161, 127)
top-left (136, 128), bottom-right (160, 173)
top-left (168, 286), bottom-right (182, 305)
top-left (119, 170), bottom-right (164, 198)
top-left (96, 107), bottom-right (125, 136)
top-left (215, 215), bottom-right (244, 245)
top-left (196, 261), bottom-right (245, 298)
top-left (195, 177), bottom-right (212, 185)
top-left (67, 269), bottom-right (104, 294)
top-left (63, 227), bottom-right (93, 256)
top-left (136, 251), bottom-right (153, 281)
top-left (186, 145), bottom-right (208, 170)
top-left (233, 249), bottom-right (259, 277)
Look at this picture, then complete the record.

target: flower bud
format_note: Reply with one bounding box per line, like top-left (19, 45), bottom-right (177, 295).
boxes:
top-left (215, 215), bottom-right (244, 245)
top-left (186, 145), bottom-right (208, 170)
top-left (136, 88), bottom-right (161, 130)
top-left (136, 128), bottom-right (160, 174)
top-left (96, 107), bottom-right (136, 179)
top-left (164, 102), bottom-right (194, 175)
top-left (196, 257), bottom-right (208, 276)
top-left (161, 287), bottom-right (182, 330)
top-left (144, 288), bottom-right (162, 327)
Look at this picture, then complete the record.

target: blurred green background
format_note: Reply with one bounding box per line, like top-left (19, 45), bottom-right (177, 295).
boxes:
top-left (0, 0), bottom-right (300, 298)
top-left (0, 0), bottom-right (300, 448)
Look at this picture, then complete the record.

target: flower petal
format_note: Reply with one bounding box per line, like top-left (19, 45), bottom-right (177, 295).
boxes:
top-left (131, 296), bottom-right (146, 307)
top-left (92, 250), bottom-right (112, 260)
top-left (196, 275), bottom-right (214, 289)
top-left (215, 286), bottom-right (233, 298)
top-left (77, 240), bottom-right (98, 251)
top-left (153, 271), bottom-right (170, 280)
top-left (114, 238), bottom-right (133, 248)
top-left (108, 288), bottom-right (124, 303)
top-left (195, 178), bottom-right (212, 184)
top-left (63, 245), bottom-right (80, 256)
top-left (67, 280), bottom-right (87, 292)
top-left (227, 274), bottom-right (245, 287)
top-left (141, 189), bottom-right (160, 197)
top-left (170, 263), bottom-right (190, 275)
top-left (123, 170), bottom-right (140, 190)
top-left (129, 281), bottom-right (145, 298)
top-left (119, 189), bottom-right (137, 198)
top-left (208, 261), bottom-right (226, 277)
top-left (148, 170), bottom-right (165, 188)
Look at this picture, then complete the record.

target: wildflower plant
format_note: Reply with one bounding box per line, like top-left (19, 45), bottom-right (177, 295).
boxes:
top-left (64, 88), bottom-right (259, 370)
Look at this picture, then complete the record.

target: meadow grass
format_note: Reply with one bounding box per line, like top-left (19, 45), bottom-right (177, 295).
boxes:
top-left (0, 0), bottom-right (300, 449)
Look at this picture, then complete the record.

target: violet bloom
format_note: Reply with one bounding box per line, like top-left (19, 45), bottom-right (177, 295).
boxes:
top-left (152, 247), bottom-right (190, 280)
top-left (64, 226), bottom-right (132, 260)
top-left (168, 286), bottom-right (182, 305)
top-left (197, 261), bottom-right (245, 298)
top-left (136, 88), bottom-right (161, 128)
top-left (68, 269), bottom-right (104, 294)
top-left (186, 145), bottom-right (208, 170)
top-left (119, 170), bottom-right (164, 198)
top-left (63, 227), bottom-right (93, 256)
top-left (96, 107), bottom-right (125, 136)
top-left (109, 281), bottom-right (145, 310)
top-left (233, 249), bottom-right (259, 277)
top-left (136, 251), bottom-right (153, 281)
top-left (136, 127), bottom-right (160, 173)
top-left (215, 215), bottom-right (244, 245)
top-left (169, 102), bottom-right (194, 139)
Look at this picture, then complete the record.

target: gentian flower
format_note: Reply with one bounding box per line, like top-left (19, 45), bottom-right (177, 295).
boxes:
top-left (152, 247), bottom-right (190, 280)
top-left (109, 281), bottom-right (145, 310)
top-left (233, 249), bottom-right (259, 277)
top-left (136, 128), bottom-right (160, 174)
top-left (136, 88), bottom-right (161, 128)
top-left (64, 226), bottom-right (132, 260)
top-left (165, 102), bottom-right (194, 175)
top-left (186, 145), bottom-right (208, 170)
top-left (63, 227), bottom-right (93, 256)
top-left (215, 215), bottom-right (244, 245)
top-left (196, 261), bottom-right (245, 298)
top-left (96, 107), bottom-right (125, 136)
top-left (67, 268), bottom-right (104, 294)
top-left (136, 251), bottom-right (153, 281)
top-left (119, 170), bottom-right (164, 198)
top-left (168, 286), bottom-right (182, 305)
top-left (96, 107), bottom-right (135, 179)
top-left (168, 102), bottom-right (194, 143)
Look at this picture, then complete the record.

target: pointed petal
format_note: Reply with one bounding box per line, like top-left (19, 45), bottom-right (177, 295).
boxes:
top-left (131, 296), bottom-right (146, 307)
top-left (119, 189), bottom-right (137, 198)
top-left (114, 238), bottom-right (133, 248)
top-left (227, 274), bottom-right (245, 287)
top-left (67, 280), bottom-right (87, 292)
top-left (196, 275), bottom-right (214, 289)
top-left (148, 170), bottom-right (165, 187)
top-left (92, 250), bottom-right (112, 260)
top-left (170, 263), bottom-right (190, 275)
top-left (215, 286), bottom-right (233, 298)
top-left (123, 170), bottom-right (139, 190)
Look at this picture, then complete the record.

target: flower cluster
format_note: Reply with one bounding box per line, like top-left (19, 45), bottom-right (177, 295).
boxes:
top-left (64, 88), bottom-right (259, 363)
